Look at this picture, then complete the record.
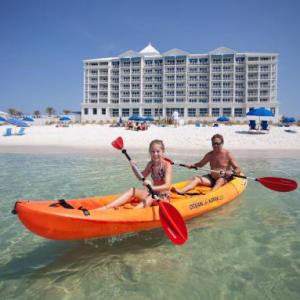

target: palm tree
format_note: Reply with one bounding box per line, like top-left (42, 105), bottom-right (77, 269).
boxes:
top-left (45, 107), bottom-right (55, 116)
top-left (8, 108), bottom-right (18, 116)
top-left (33, 110), bottom-right (41, 118)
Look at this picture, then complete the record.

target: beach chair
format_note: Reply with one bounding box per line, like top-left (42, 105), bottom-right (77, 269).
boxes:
top-left (249, 120), bottom-right (257, 130)
top-left (3, 128), bottom-right (13, 136)
top-left (15, 127), bottom-right (26, 135)
top-left (260, 120), bottom-right (269, 131)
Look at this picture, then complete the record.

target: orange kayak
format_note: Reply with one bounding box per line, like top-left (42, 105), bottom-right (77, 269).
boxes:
top-left (13, 177), bottom-right (247, 240)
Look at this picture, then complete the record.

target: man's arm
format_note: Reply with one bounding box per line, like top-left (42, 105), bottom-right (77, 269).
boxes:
top-left (228, 152), bottom-right (241, 175)
top-left (193, 153), bottom-right (211, 169)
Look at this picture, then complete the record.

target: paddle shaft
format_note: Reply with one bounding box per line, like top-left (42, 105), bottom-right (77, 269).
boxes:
top-left (121, 149), bottom-right (157, 198)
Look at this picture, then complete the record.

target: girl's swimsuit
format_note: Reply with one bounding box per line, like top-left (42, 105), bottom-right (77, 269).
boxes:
top-left (150, 160), bottom-right (170, 202)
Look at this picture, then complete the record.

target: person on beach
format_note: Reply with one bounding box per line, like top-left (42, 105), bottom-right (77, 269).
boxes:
top-left (97, 139), bottom-right (172, 210)
top-left (172, 110), bottom-right (179, 127)
top-left (172, 134), bottom-right (241, 193)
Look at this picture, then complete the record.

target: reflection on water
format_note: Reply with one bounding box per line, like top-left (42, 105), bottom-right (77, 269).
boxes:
top-left (0, 150), bottom-right (299, 299)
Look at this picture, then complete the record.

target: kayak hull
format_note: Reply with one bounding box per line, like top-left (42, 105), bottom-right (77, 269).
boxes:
top-left (14, 177), bottom-right (247, 240)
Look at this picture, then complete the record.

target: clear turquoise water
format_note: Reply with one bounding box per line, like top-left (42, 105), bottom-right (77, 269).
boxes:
top-left (0, 148), bottom-right (299, 300)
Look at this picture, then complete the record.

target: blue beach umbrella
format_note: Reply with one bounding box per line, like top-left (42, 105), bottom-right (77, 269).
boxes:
top-left (128, 116), bottom-right (145, 121)
top-left (217, 116), bottom-right (230, 122)
top-left (6, 118), bottom-right (29, 127)
top-left (246, 107), bottom-right (274, 117)
top-left (22, 116), bottom-right (34, 122)
top-left (282, 117), bottom-right (295, 124)
top-left (0, 116), bottom-right (6, 122)
top-left (143, 116), bottom-right (154, 122)
top-left (59, 116), bottom-right (71, 121)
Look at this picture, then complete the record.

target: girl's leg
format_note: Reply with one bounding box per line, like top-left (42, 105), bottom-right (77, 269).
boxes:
top-left (134, 194), bottom-right (154, 209)
top-left (96, 188), bottom-right (148, 211)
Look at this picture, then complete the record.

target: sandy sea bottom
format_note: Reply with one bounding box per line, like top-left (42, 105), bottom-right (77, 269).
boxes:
top-left (0, 148), bottom-right (299, 300)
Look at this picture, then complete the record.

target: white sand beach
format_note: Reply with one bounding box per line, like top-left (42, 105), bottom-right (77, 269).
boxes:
top-left (0, 124), bottom-right (299, 152)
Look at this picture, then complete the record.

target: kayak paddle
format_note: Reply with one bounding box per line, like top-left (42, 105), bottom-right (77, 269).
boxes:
top-left (112, 137), bottom-right (188, 245)
top-left (164, 157), bottom-right (298, 192)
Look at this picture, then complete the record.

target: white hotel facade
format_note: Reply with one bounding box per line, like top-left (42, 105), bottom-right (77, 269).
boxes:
top-left (81, 44), bottom-right (279, 122)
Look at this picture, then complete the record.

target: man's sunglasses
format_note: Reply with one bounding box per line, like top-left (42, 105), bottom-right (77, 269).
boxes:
top-left (212, 142), bottom-right (223, 146)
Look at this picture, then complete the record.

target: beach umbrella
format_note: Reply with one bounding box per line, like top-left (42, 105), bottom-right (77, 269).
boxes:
top-left (22, 116), bottom-right (34, 122)
top-left (217, 116), bottom-right (230, 122)
top-left (6, 118), bottom-right (29, 127)
top-left (0, 116), bottom-right (6, 122)
top-left (128, 116), bottom-right (145, 121)
top-left (59, 116), bottom-right (71, 121)
top-left (282, 117), bottom-right (295, 124)
top-left (246, 107), bottom-right (274, 117)
top-left (143, 116), bottom-right (154, 122)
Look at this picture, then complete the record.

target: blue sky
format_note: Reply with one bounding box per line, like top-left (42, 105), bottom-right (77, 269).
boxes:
top-left (0, 0), bottom-right (299, 117)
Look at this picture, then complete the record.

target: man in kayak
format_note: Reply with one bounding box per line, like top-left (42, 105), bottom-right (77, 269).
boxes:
top-left (172, 134), bottom-right (241, 193)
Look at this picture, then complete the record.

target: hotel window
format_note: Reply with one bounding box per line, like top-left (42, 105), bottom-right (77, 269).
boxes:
top-left (189, 98), bottom-right (197, 103)
top-left (199, 98), bottom-right (208, 103)
top-left (167, 83), bottom-right (174, 88)
top-left (84, 108), bottom-right (88, 115)
top-left (177, 67), bottom-right (185, 72)
top-left (176, 98), bottom-right (185, 102)
top-left (122, 109), bottom-right (130, 117)
top-left (223, 74), bottom-right (231, 80)
top-left (223, 98), bottom-right (232, 102)
top-left (212, 58), bottom-right (221, 64)
top-left (213, 90), bottom-right (221, 96)
top-left (176, 59), bottom-right (185, 64)
top-left (101, 108), bottom-right (106, 115)
top-left (131, 98), bottom-right (140, 103)
top-left (143, 109), bottom-right (152, 116)
top-left (121, 99), bottom-right (130, 103)
top-left (260, 90), bottom-right (268, 96)
top-left (189, 58), bottom-right (198, 64)
top-left (199, 58), bottom-right (208, 64)
top-left (199, 76), bottom-right (208, 81)
top-left (223, 108), bottom-right (231, 116)
top-left (155, 108), bottom-right (163, 116)
top-left (213, 66), bottom-right (221, 72)
top-left (235, 98), bottom-right (245, 103)
top-left (236, 75), bottom-right (244, 80)
top-left (236, 67), bottom-right (244, 72)
top-left (177, 83), bottom-right (185, 88)
top-left (212, 108), bottom-right (220, 116)
top-left (199, 83), bottom-right (208, 88)
top-left (199, 108), bottom-right (208, 116)
top-left (189, 83), bottom-right (197, 89)
top-left (132, 108), bottom-right (139, 115)
top-left (177, 75), bottom-right (185, 80)
top-left (154, 60), bottom-right (163, 66)
top-left (234, 108), bottom-right (243, 117)
top-left (112, 109), bottom-right (119, 117)
top-left (212, 98), bottom-right (221, 102)
top-left (260, 98), bottom-right (269, 102)
top-left (213, 75), bottom-right (221, 80)
top-left (248, 57), bottom-right (258, 61)
top-left (212, 82), bottom-right (221, 88)
top-left (144, 99), bottom-right (153, 103)
top-left (189, 76), bottom-right (198, 81)
top-left (154, 98), bottom-right (162, 103)
top-left (92, 108), bottom-right (97, 115)
top-left (199, 68), bottom-right (208, 73)
top-left (188, 108), bottom-right (196, 117)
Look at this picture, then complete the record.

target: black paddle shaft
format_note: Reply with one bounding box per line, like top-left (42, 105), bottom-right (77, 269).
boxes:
top-left (121, 149), bottom-right (158, 199)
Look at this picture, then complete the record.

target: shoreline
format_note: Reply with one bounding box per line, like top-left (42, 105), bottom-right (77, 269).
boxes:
top-left (0, 124), bottom-right (299, 154)
top-left (0, 144), bottom-right (299, 159)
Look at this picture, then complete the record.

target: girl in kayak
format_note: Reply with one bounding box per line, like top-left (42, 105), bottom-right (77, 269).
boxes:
top-left (96, 139), bottom-right (172, 210)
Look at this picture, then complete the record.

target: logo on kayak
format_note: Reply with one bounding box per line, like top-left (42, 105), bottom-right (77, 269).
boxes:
top-left (189, 195), bottom-right (224, 210)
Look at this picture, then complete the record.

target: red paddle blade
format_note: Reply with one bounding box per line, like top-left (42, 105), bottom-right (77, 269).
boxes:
top-left (159, 202), bottom-right (188, 245)
top-left (257, 177), bottom-right (298, 192)
top-left (112, 136), bottom-right (123, 150)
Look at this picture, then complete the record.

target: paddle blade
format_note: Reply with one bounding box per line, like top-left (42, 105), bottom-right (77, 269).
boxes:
top-left (112, 136), bottom-right (123, 150)
top-left (257, 177), bottom-right (298, 192)
top-left (159, 202), bottom-right (188, 245)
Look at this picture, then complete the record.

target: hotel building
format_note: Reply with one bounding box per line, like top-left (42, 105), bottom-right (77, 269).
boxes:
top-left (82, 44), bottom-right (279, 122)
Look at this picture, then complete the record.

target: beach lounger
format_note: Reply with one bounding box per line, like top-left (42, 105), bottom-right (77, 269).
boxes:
top-left (4, 128), bottom-right (13, 136)
top-left (249, 120), bottom-right (257, 130)
top-left (15, 127), bottom-right (26, 135)
top-left (3, 128), bottom-right (13, 136)
top-left (261, 120), bottom-right (269, 131)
